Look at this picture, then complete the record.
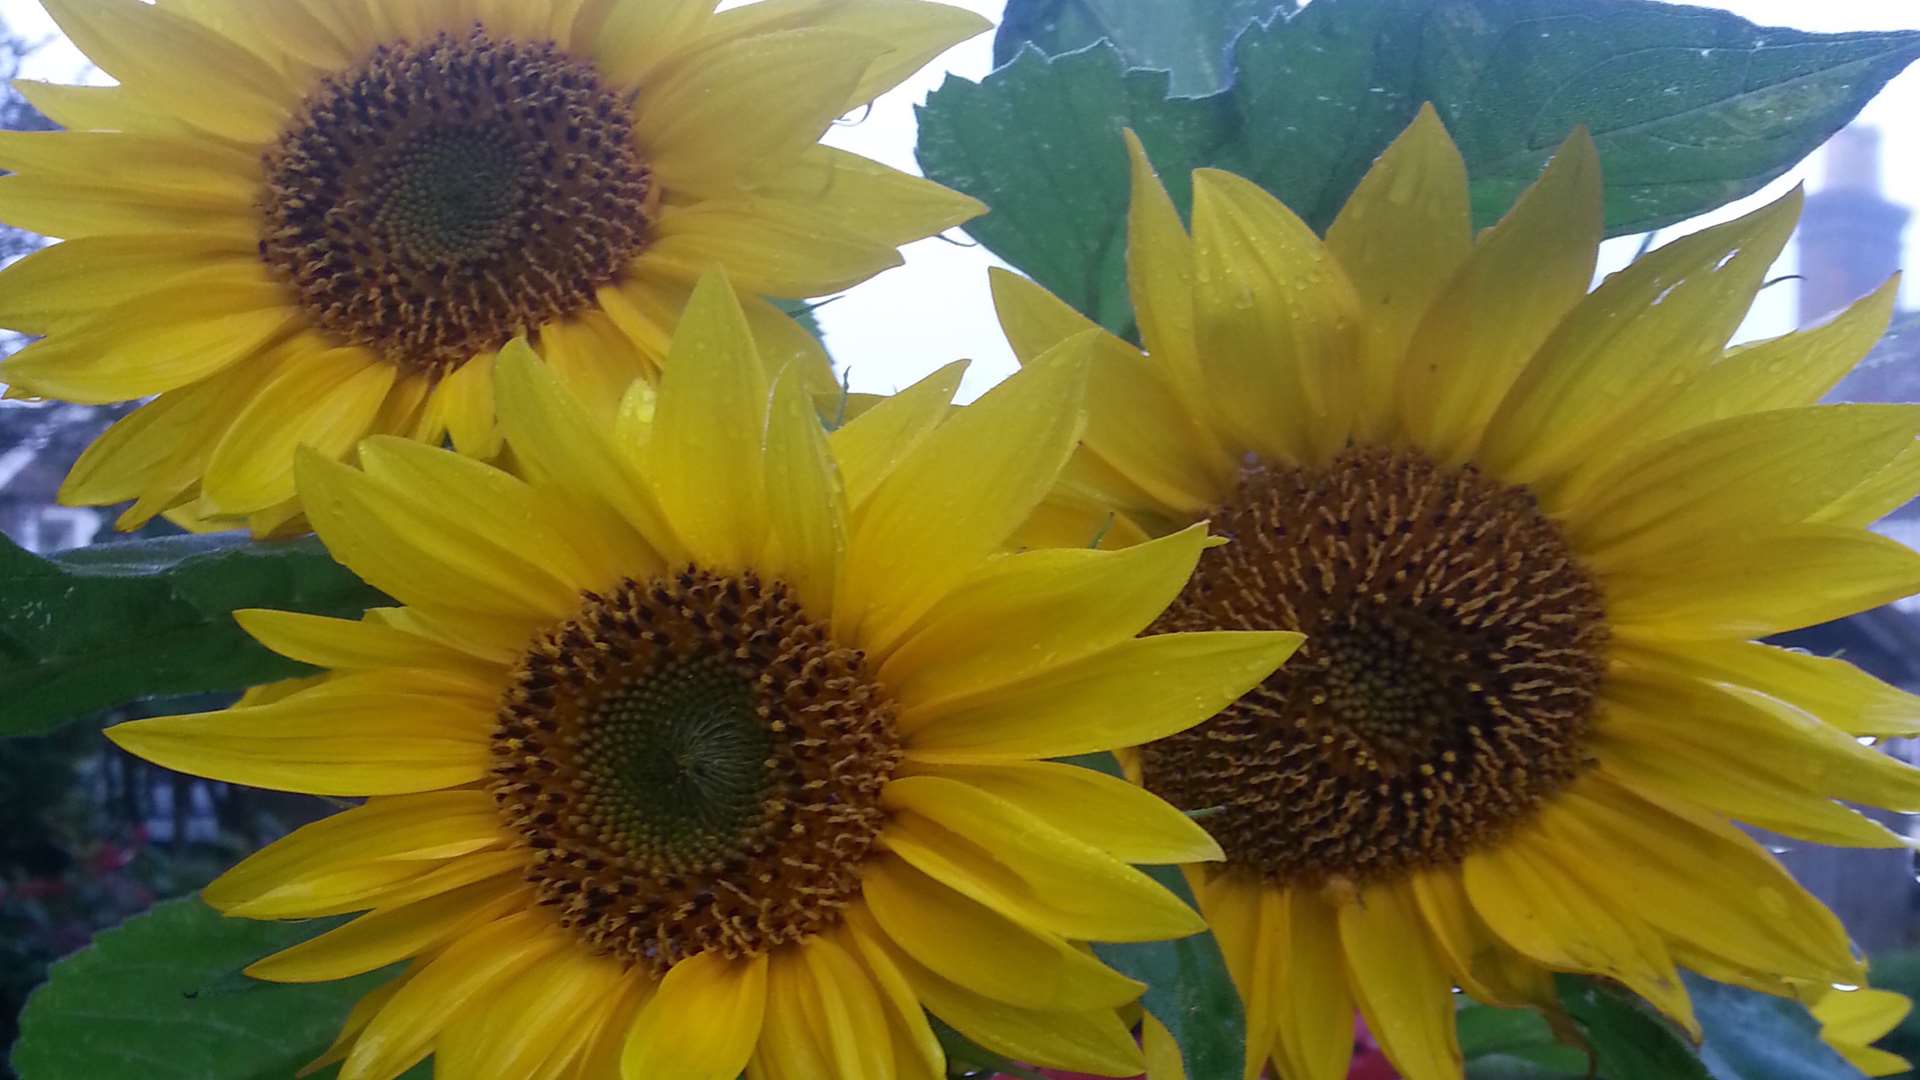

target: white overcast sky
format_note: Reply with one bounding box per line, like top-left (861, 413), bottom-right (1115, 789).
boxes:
top-left (2, 0), bottom-right (1918, 401)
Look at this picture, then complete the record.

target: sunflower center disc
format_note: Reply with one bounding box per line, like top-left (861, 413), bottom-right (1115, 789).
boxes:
top-left (491, 569), bottom-right (902, 975)
top-left (260, 28), bottom-right (655, 374)
top-left (1140, 448), bottom-right (1609, 886)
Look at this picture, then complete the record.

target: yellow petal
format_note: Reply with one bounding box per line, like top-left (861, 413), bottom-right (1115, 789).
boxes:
top-left (1606, 523), bottom-right (1920, 640)
top-left (0, 129), bottom-right (258, 204)
top-left (437, 948), bottom-right (631, 1080)
top-left (573, 975), bottom-right (656, 1080)
top-left (1324, 104), bottom-right (1472, 443)
top-left (836, 917), bottom-right (946, 1080)
top-left (341, 913), bottom-right (567, 1080)
top-left (1595, 735), bottom-right (1904, 849)
top-left (104, 671), bottom-right (494, 797)
top-left (1614, 637), bottom-right (1920, 738)
top-left (1816, 988), bottom-right (1912, 1046)
top-left (755, 948), bottom-right (835, 1080)
top-left (0, 233), bottom-right (255, 336)
top-left (299, 964), bottom-right (416, 1078)
top-left (1813, 438), bottom-right (1920, 528)
top-left (13, 80), bottom-right (180, 134)
top-left (0, 272), bottom-right (299, 403)
top-left (1463, 827), bottom-right (1699, 1037)
top-left (1188, 876), bottom-right (1276, 1080)
top-left (295, 450), bottom-right (569, 622)
top-left (696, 0), bottom-right (990, 107)
top-left (57, 356), bottom-right (276, 514)
top-left (1598, 671), bottom-right (1920, 813)
top-left (863, 854), bottom-right (1144, 1010)
top-left (1543, 776), bottom-right (1859, 986)
top-left (1271, 888), bottom-right (1356, 1080)
top-left (1407, 868), bottom-right (1554, 1010)
top-left (1568, 404), bottom-right (1920, 568)
top-left (1142, 1011), bottom-right (1188, 1080)
top-left (202, 347), bottom-right (395, 514)
top-left (1481, 186), bottom-right (1803, 488)
top-left (202, 789), bottom-right (507, 918)
top-left (1337, 884), bottom-right (1462, 1080)
top-left (795, 936), bottom-right (895, 1080)
top-left (620, 951), bottom-right (769, 1080)
top-left (0, 170), bottom-right (257, 240)
top-left (901, 631), bottom-right (1301, 761)
top-left (246, 877), bottom-right (528, 983)
top-left (635, 29), bottom-right (887, 193)
top-left (40, 0), bottom-right (294, 143)
top-left (577, 0), bottom-right (712, 85)
top-left (492, 341), bottom-right (681, 566)
top-left (880, 775), bottom-right (1204, 942)
top-left (992, 275), bottom-right (1229, 515)
top-left (835, 338), bottom-right (1089, 656)
top-left (755, 145), bottom-right (984, 249)
top-left (899, 759), bottom-right (1221, 865)
top-left (880, 523), bottom-right (1212, 706)
top-left (1122, 130), bottom-right (1211, 421)
top-left (762, 362), bottom-right (847, 616)
top-left (1190, 167), bottom-right (1361, 464)
top-left (1396, 130), bottom-right (1603, 465)
top-left (847, 905), bottom-right (1145, 1077)
top-left (828, 359), bottom-right (966, 511)
top-left (437, 353), bottom-right (503, 459)
top-left (645, 201), bottom-right (903, 298)
top-left (353, 436), bottom-right (602, 595)
top-left (647, 273), bottom-right (771, 570)
top-left (1560, 276), bottom-right (1899, 493)
top-left (232, 608), bottom-right (500, 676)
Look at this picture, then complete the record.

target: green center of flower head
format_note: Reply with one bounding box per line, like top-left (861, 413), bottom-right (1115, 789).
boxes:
top-left (370, 129), bottom-right (527, 265)
top-left (491, 569), bottom-right (902, 975)
top-left (572, 657), bottom-right (772, 872)
top-left (1141, 448), bottom-right (1610, 888)
top-left (260, 28), bottom-right (657, 376)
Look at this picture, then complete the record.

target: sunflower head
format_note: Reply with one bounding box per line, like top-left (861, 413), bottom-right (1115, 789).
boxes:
top-left (994, 106), bottom-right (1920, 1080)
top-left (104, 272), bottom-right (1300, 1080)
top-left (0, 0), bottom-right (987, 536)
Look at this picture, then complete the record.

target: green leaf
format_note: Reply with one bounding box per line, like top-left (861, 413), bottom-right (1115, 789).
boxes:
top-left (1090, 865), bottom-right (1244, 1080)
top-left (9, 897), bottom-right (407, 1080)
top-left (0, 533), bottom-right (385, 737)
top-left (993, 0), bottom-right (1295, 95)
top-left (1458, 1002), bottom-right (1590, 1078)
top-left (1216, 0), bottom-right (1920, 233)
top-left (917, 43), bottom-right (1235, 333)
top-left (1559, 975), bottom-right (1713, 1080)
top-left (1685, 973), bottom-right (1869, 1080)
top-left (919, 0), bottom-right (1920, 330)
top-left (772, 296), bottom-right (825, 342)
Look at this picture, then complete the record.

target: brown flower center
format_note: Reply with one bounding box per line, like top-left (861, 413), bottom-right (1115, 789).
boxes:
top-left (1140, 448), bottom-right (1608, 886)
top-left (260, 28), bottom-right (656, 375)
top-left (490, 569), bottom-right (901, 975)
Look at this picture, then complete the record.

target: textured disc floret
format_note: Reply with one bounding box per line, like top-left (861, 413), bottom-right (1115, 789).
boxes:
top-left (491, 569), bottom-right (902, 975)
top-left (260, 27), bottom-right (656, 373)
top-left (1142, 448), bottom-right (1609, 885)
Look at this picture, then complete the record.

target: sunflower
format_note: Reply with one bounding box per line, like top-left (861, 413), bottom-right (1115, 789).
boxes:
top-left (0, 0), bottom-right (985, 536)
top-left (104, 273), bottom-right (1300, 1080)
top-left (990, 105), bottom-right (1920, 1080)
top-left (1811, 985), bottom-right (1913, 1077)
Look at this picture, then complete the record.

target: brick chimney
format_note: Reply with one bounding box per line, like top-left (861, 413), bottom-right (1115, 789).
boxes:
top-left (1799, 125), bottom-right (1910, 323)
